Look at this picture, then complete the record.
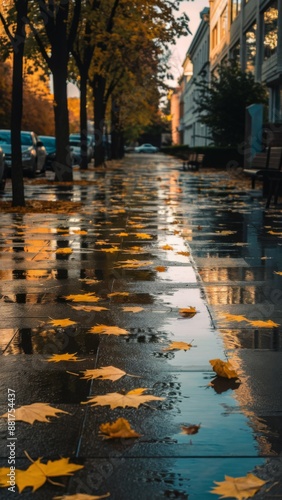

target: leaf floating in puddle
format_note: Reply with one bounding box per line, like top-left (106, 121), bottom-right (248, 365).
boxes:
top-left (274, 271), bottom-right (282, 275)
top-left (98, 246), bottom-right (120, 253)
top-left (70, 305), bottom-right (108, 312)
top-left (179, 307), bottom-right (197, 318)
top-left (1, 403), bottom-right (69, 424)
top-left (54, 494), bottom-right (110, 500)
top-left (99, 418), bottom-right (141, 439)
top-left (155, 266), bottom-right (167, 272)
top-left (78, 278), bottom-right (101, 284)
top-left (210, 473), bottom-right (266, 499)
top-left (88, 324), bottom-right (129, 336)
top-left (176, 251), bottom-right (190, 256)
top-left (46, 353), bottom-right (85, 363)
top-left (209, 358), bottom-right (239, 379)
top-left (181, 424), bottom-right (201, 435)
top-left (134, 233), bottom-right (152, 239)
top-left (221, 313), bottom-right (249, 323)
top-left (114, 259), bottom-right (153, 268)
top-left (64, 293), bottom-right (100, 302)
top-left (161, 244), bottom-right (174, 250)
top-left (122, 306), bottom-right (144, 313)
top-left (248, 319), bottom-right (279, 328)
top-left (163, 341), bottom-right (192, 351)
top-left (55, 247), bottom-right (72, 254)
top-left (215, 230), bottom-right (237, 236)
top-left (48, 318), bottom-right (77, 327)
top-left (107, 291), bottom-right (130, 298)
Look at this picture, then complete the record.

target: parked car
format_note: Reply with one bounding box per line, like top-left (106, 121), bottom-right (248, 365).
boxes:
top-left (38, 135), bottom-right (56, 171)
top-left (0, 130), bottom-right (47, 177)
top-left (134, 143), bottom-right (159, 153)
top-left (69, 133), bottom-right (95, 162)
top-left (0, 146), bottom-right (6, 190)
top-left (69, 140), bottom-right (82, 166)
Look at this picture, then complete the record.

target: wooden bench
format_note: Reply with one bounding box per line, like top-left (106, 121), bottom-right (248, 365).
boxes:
top-left (183, 152), bottom-right (204, 171)
top-left (243, 146), bottom-right (282, 207)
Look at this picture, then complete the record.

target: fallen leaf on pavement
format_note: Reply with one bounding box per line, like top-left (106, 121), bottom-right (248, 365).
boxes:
top-left (88, 324), bottom-right (129, 336)
top-left (274, 271), bottom-right (282, 275)
top-left (98, 246), bottom-right (120, 253)
top-left (161, 244), bottom-right (174, 250)
top-left (176, 251), bottom-right (190, 256)
top-left (64, 293), bottom-right (100, 302)
top-left (216, 230), bottom-right (237, 236)
top-left (122, 306), bottom-right (144, 313)
top-left (48, 319), bottom-right (77, 327)
top-left (163, 341), bottom-right (192, 351)
top-left (82, 388), bottom-right (164, 409)
top-left (181, 424), bottom-right (201, 435)
top-left (221, 313), bottom-right (249, 323)
top-left (81, 366), bottom-right (129, 382)
top-left (99, 418), bottom-right (141, 439)
top-left (107, 292), bottom-right (130, 297)
top-left (16, 456), bottom-right (83, 493)
top-left (135, 233), bottom-right (152, 239)
top-left (46, 353), bottom-right (85, 363)
top-left (78, 279), bottom-right (100, 284)
top-left (0, 403), bottom-right (69, 424)
top-left (179, 307), bottom-right (197, 318)
top-left (209, 358), bottom-right (239, 379)
top-left (210, 473), bottom-right (266, 499)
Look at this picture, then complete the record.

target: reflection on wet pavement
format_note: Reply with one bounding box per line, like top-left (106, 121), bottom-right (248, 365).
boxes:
top-left (0, 157), bottom-right (282, 498)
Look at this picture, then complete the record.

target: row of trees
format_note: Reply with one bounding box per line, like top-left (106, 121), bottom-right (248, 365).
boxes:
top-left (0, 0), bottom-right (190, 206)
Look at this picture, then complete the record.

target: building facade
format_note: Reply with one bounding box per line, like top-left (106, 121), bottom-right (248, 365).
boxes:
top-left (173, 0), bottom-right (282, 146)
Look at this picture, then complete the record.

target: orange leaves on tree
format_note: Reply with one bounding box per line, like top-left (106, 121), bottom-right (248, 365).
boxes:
top-left (210, 473), bottom-right (266, 499)
top-left (46, 353), bottom-right (85, 363)
top-left (163, 341), bottom-right (193, 351)
top-left (179, 307), bottom-right (197, 318)
top-left (81, 366), bottom-right (130, 382)
top-left (64, 293), bottom-right (100, 302)
top-left (88, 324), bottom-right (129, 336)
top-left (209, 359), bottom-right (239, 379)
top-left (99, 418), bottom-right (141, 439)
top-left (1, 403), bottom-right (69, 424)
top-left (82, 388), bottom-right (164, 409)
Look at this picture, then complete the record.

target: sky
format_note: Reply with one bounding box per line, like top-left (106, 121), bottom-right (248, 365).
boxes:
top-left (67, 0), bottom-right (209, 97)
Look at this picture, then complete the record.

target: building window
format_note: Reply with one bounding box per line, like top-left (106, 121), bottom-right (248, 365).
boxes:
top-left (212, 23), bottom-right (218, 49)
top-left (220, 6), bottom-right (228, 40)
top-left (230, 42), bottom-right (240, 63)
top-left (231, 0), bottom-right (241, 23)
top-left (263, 1), bottom-right (278, 60)
top-left (245, 23), bottom-right (256, 74)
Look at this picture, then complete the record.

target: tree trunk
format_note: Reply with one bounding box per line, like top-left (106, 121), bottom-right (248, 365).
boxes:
top-left (52, 61), bottom-right (72, 181)
top-left (11, 1), bottom-right (28, 207)
top-left (80, 71), bottom-right (88, 170)
top-left (93, 75), bottom-right (106, 167)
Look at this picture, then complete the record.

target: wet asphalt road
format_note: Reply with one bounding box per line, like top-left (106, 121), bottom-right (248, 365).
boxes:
top-left (0, 153), bottom-right (282, 499)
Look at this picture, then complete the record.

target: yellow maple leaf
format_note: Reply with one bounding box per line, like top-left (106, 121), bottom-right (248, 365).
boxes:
top-left (15, 456), bottom-right (83, 493)
top-left (116, 232), bottom-right (129, 237)
top-left (70, 305), bottom-right (108, 312)
top-left (155, 266), bottom-right (167, 272)
top-left (181, 424), bottom-right (201, 435)
top-left (55, 248), bottom-right (73, 254)
top-left (53, 494), bottom-right (110, 500)
top-left (0, 468), bottom-right (11, 487)
top-left (64, 293), bottom-right (100, 302)
top-left (48, 319), bottom-right (77, 327)
top-left (267, 230), bottom-right (282, 236)
top-left (0, 403), bottom-right (68, 424)
top-left (210, 473), bottom-right (266, 499)
top-left (176, 251), bottom-right (190, 256)
top-left (46, 353), bottom-right (85, 363)
top-left (88, 324), bottom-right (129, 336)
top-left (82, 388), bottom-right (164, 409)
top-left (99, 246), bottom-right (120, 253)
top-left (221, 313), bottom-right (249, 323)
top-left (107, 292), bottom-right (130, 298)
top-left (247, 319), bottom-right (280, 328)
top-left (114, 259), bottom-right (153, 268)
top-left (179, 307), bottom-right (197, 318)
top-left (274, 271), bottom-right (282, 275)
top-left (161, 244), bottom-right (174, 250)
top-left (163, 341), bottom-right (192, 351)
top-left (134, 233), bottom-right (152, 239)
top-left (122, 306), bottom-right (144, 313)
top-left (209, 358), bottom-right (239, 379)
top-left (81, 366), bottom-right (127, 382)
top-left (99, 418), bottom-right (141, 439)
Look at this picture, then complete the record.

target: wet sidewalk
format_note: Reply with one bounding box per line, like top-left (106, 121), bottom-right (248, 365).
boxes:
top-left (0, 154), bottom-right (282, 499)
